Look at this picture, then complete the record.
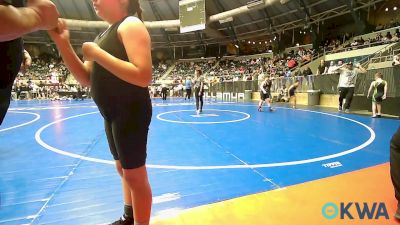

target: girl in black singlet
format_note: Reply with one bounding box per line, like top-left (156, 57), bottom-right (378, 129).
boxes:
top-left (194, 69), bottom-right (205, 114)
top-left (288, 80), bottom-right (300, 109)
top-left (258, 76), bottom-right (274, 112)
top-left (367, 72), bottom-right (388, 118)
top-left (49, 0), bottom-right (152, 224)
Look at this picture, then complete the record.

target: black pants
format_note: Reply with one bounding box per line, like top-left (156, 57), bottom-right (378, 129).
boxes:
top-left (76, 91), bottom-right (84, 100)
top-left (161, 88), bottom-right (168, 100)
top-left (185, 89), bottom-right (192, 100)
top-left (391, 127), bottom-right (400, 204)
top-left (0, 85), bottom-right (13, 125)
top-left (338, 87), bottom-right (355, 110)
top-left (195, 89), bottom-right (203, 111)
top-left (0, 38), bottom-right (23, 125)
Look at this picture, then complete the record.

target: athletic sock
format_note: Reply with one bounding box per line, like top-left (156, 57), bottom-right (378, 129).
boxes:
top-left (124, 204), bottom-right (133, 220)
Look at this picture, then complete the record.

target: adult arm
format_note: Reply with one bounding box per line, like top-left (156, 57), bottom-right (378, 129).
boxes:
top-left (0, 0), bottom-right (59, 41)
top-left (355, 64), bottom-right (367, 74)
top-left (48, 19), bottom-right (91, 87)
top-left (333, 64), bottom-right (346, 73)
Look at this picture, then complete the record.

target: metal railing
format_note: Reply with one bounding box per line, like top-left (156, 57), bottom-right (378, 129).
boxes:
top-left (207, 70), bottom-right (398, 97)
top-left (368, 43), bottom-right (400, 65)
top-left (359, 42), bottom-right (399, 68)
top-left (325, 40), bottom-right (395, 56)
top-left (208, 75), bottom-right (331, 94)
top-left (369, 55), bottom-right (394, 64)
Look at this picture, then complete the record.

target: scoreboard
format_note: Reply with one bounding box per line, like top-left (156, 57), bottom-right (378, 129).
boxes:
top-left (179, 0), bottom-right (206, 33)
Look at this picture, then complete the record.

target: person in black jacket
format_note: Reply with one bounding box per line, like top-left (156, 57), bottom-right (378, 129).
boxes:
top-left (161, 84), bottom-right (168, 100)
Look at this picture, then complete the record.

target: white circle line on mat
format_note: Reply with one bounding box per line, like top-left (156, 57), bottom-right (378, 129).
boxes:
top-left (34, 107), bottom-right (375, 170)
top-left (0, 111), bottom-right (40, 132)
top-left (156, 109), bottom-right (251, 124)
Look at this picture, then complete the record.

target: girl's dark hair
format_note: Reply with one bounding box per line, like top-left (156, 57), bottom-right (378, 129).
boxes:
top-left (128, 0), bottom-right (143, 20)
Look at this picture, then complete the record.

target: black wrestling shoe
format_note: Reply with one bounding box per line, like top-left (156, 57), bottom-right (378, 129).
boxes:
top-left (109, 216), bottom-right (134, 225)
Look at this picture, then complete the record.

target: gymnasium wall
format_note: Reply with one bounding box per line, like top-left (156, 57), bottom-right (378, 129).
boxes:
top-left (208, 67), bottom-right (400, 116)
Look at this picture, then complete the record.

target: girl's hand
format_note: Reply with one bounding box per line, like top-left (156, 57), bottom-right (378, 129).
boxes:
top-left (47, 19), bottom-right (70, 45)
top-left (82, 42), bottom-right (100, 61)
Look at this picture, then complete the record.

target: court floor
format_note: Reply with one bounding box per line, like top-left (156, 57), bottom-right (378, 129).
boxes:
top-left (0, 98), bottom-right (398, 225)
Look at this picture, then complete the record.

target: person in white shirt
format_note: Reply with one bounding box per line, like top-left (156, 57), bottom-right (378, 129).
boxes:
top-left (334, 62), bottom-right (367, 113)
top-left (177, 82), bottom-right (184, 97)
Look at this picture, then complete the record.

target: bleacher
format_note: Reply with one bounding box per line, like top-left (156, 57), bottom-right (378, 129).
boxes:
top-left (354, 26), bottom-right (400, 43)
